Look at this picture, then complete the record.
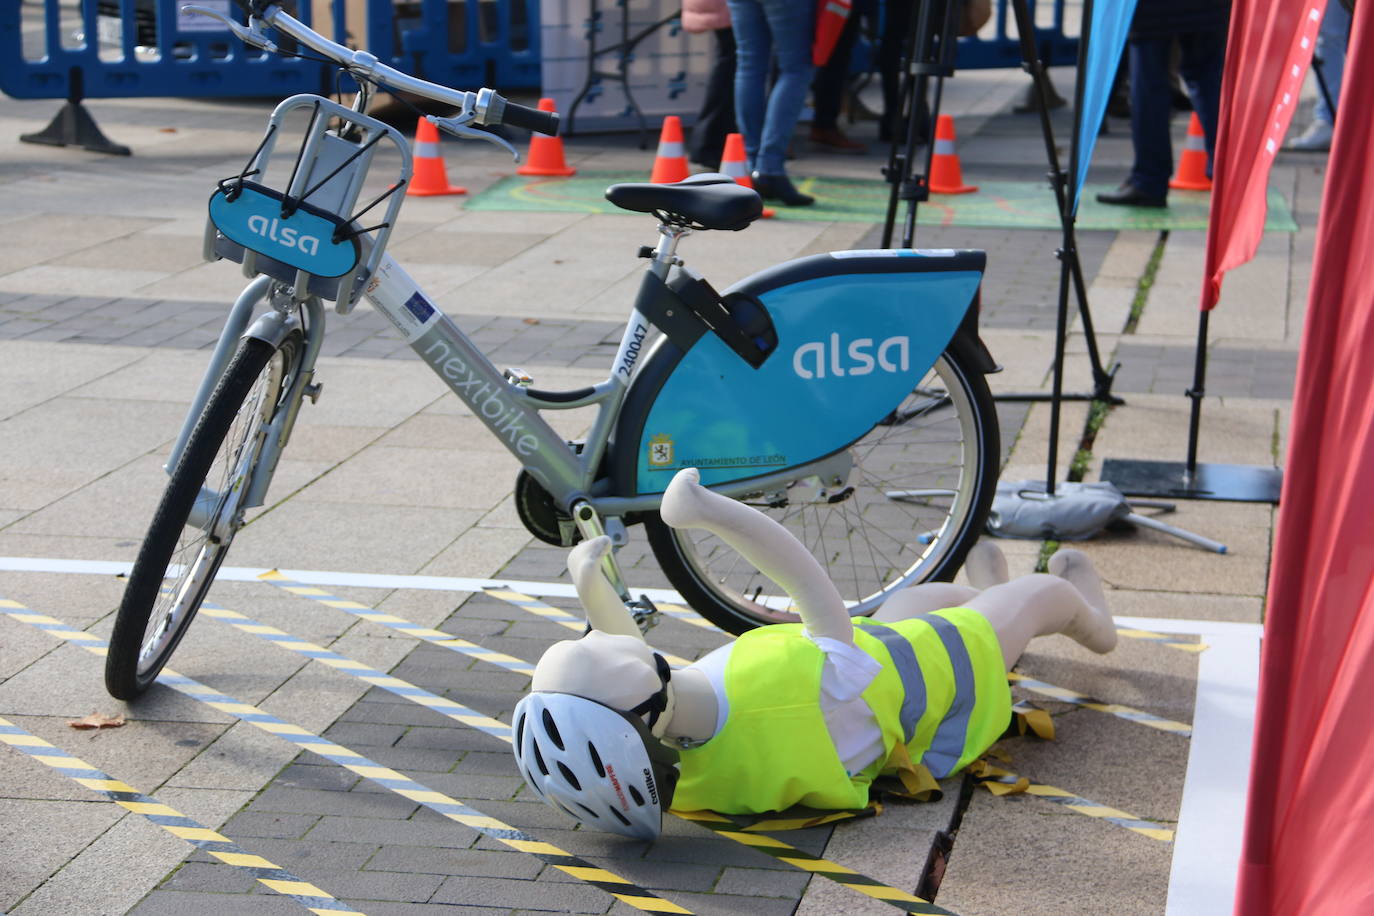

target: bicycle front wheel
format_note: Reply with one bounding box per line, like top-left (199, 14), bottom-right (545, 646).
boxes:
top-left (645, 335), bottom-right (1000, 635)
top-left (105, 333), bottom-right (302, 699)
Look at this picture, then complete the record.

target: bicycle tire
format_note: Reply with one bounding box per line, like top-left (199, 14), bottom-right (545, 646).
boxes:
top-left (645, 334), bottom-right (1000, 635)
top-left (105, 333), bottom-right (302, 699)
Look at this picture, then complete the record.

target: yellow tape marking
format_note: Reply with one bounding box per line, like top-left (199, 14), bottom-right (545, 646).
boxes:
top-left (1, 734), bottom-right (50, 747)
top-left (165, 826), bottom-right (226, 841)
top-left (611, 895), bottom-right (693, 914)
top-left (210, 851), bottom-right (278, 868)
top-left (395, 789), bottom-right (457, 805)
top-left (723, 832), bottom-right (790, 848)
top-left (506, 839), bottom-right (566, 855)
top-left (557, 865), bottom-right (630, 883)
top-left (74, 778), bottom-right (135, 793)
top-left (118, 801), bottom-right (181, 816)
top-left (780, 857), bottom-right (856, 873)
top-left (451, 814), bottom-right (510, 830)
top-left (259, 879), bottom-right (334, 896)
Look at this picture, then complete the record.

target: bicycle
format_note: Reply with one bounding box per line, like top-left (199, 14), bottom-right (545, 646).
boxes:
top-left (103, 0), bottom-right (1002, 700)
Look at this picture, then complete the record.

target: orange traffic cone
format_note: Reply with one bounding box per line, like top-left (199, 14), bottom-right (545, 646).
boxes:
top-left (650, 116), bottom-right (690, 184)
top-left (407, 117), bottom-right (466, 197)
top-left (517, 98), bottom-right (576, 177)
top-left (720, 133), bottom-right (774, 219)
top-left (928, 114), bottom-right (977, 195)
top-left (1169, 113), bottom-right (1212, 191)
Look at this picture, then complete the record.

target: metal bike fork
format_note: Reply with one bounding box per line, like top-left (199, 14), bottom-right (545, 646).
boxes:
top-left (174, 279), bottom-right (326, 530)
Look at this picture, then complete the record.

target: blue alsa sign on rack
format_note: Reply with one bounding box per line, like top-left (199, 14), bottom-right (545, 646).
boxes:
top-left (208, 182), bottom-right (360, 278)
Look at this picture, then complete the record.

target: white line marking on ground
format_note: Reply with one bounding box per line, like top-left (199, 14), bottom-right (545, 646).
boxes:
top-left (0, 557), bottom-right (1266, 638)
top-left (1166, 631), bottom-right (1259, 914)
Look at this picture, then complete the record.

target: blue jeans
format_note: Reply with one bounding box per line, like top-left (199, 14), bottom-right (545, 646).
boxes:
top-left (1127, 30), bottom-right (1226, 198)
top-left (1313, 0), bottom-right (1349, 125)
top-left (726, 0), bottom-right (815, 175)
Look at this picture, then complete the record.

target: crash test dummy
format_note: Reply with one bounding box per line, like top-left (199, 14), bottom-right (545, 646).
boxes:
top-left (512, 467), bottom-right (1118, 839)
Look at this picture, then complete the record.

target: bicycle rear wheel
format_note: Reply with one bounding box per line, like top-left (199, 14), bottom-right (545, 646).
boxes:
top-left (105, 333), bottom-right (302, 699)
top-left (645, 335), bottom-right (999, 635)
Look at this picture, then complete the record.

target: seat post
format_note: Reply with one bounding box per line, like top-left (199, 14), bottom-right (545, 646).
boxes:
top-left (648, 224), bottom-right (690, 279)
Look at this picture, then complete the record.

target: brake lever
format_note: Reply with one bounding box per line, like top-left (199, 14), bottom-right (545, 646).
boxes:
top-left (429, 114), bottom-right (520, 161)
top-left (180, 5), bottom-right (279, 53)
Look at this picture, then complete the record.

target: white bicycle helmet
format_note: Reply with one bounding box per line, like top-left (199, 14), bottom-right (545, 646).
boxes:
top-left (512, 690), bottom-right (681, 840)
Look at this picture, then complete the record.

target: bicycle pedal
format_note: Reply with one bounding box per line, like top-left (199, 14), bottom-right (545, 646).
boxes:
top-left (629, 595), bottom-right (661, 634)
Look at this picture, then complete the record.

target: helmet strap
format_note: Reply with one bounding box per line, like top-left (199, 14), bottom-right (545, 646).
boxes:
top-left (630, 652), bottom-right (673, 734)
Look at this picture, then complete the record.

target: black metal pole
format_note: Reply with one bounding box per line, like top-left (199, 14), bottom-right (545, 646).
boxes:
top-left (1183, 308), bottom-right (1210, 476)
top-left (880, 0), bottom-right (959, 249)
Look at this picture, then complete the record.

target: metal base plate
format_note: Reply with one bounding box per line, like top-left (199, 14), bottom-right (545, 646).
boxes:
top-left (1101, 459), bottom-right (1283, 504)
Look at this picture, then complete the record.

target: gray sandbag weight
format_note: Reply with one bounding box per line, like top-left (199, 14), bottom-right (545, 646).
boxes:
top-left (985, 480), bottom-right (1226, 552)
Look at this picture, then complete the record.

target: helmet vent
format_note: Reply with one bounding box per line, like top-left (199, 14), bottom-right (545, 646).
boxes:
top-left (588, 742), bottom-right (606, 778)
top-left (609, 806), bottom-right (632, 827)
top-left (557, 761), bottom-right (581, 790)
top-left (628, 785), bottom-right (645, 806)
top-left (532, 741), bottom-right (549, 776)
top-left (541, 709), bottom-right (565, 750)
top-left (515, 711), bottom-right (526, 747)
top-left (575, 802), bottom-right (600, 819)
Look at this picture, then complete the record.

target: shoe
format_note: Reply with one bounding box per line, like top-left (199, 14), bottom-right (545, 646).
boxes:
top-left (1096, 181), bottom-right (1166, 208)
top-left (809, 126), bottom-right (866, 153)
top-left (1284, 121), bottom-right (1332, 152)
top-left (751, 171), bottom-right (814, 206)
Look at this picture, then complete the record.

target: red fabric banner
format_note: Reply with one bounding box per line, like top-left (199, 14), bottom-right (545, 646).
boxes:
top-left (1235, 3), bottom-right (1374, 913)
top-left (1201, 0), bottom-right (1323, 310)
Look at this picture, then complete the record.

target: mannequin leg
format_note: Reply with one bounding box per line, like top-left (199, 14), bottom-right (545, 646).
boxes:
top-left (873, 541), bottom-right (1009, 620)
top-left (872, 583), bottom-right (981, 621)
top-left (967, 548), bottom-right (1116, 669)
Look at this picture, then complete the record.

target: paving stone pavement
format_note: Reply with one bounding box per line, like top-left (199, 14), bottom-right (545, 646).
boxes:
top-left (0, 58), bottom-right (1317, 916)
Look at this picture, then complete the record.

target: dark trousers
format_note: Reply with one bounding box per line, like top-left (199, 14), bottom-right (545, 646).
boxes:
top-left (811, 6), bottom-right (863, 130)
top-left (1127, 30), bottom-right (1226, 197)
top-left (688, 27), bottom-right (737, 169)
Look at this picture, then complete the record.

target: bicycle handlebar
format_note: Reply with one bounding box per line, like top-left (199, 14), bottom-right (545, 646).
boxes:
top-left (226, 0), bottom-right (560, 136)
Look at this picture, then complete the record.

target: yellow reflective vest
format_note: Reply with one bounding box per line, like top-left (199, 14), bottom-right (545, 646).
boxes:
top-left (671, 608), bottom-right (1011, 815)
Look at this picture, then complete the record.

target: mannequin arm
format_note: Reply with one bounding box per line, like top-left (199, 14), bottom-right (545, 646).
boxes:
top-left (660, 468), bottom-right (854, 644)
top-left (568, 536), bottom-right (646, 639)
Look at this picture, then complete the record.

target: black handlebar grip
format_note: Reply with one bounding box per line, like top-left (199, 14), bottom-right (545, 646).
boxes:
top-left (502, 101), bottom-right (561, 137)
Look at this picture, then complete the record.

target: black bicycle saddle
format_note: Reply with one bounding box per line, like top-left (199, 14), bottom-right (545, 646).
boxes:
top-left (605, 173), bottom-right (763, 231)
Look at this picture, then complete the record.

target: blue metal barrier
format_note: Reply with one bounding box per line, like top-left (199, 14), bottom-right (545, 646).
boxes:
top-left (1, 0), bottom-right (1075, 103)
top-left (3, 0), bottom-right (328, 99)
top-left (958, 0), bottom-right (1079, 70)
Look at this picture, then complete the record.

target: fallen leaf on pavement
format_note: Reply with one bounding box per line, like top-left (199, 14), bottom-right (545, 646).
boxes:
top-left (67, 713), bottom-right (127, 729)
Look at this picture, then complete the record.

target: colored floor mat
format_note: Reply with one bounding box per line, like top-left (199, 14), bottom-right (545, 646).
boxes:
top-left (464, 172), bottom-right (1299, 232)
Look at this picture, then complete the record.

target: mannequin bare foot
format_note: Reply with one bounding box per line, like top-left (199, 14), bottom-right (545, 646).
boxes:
top-left (1047, 548), bottom-right (1117, 653)
top-left (964, 541), bottom-right (1010, 590)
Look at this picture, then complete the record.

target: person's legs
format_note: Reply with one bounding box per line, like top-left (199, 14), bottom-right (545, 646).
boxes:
top-left (726, 0), bottom-right (770, 168)
top-left (754, 0), bottom-right (814, 175)
top-left (810, 11), bottom-right (864, 150)
top-left (1126, 36), bottom-right (1173, 198)
top-left (688, 27), bottom-right (738, 169)
top-left (1315, 0), bottom-right (1349, 125)
top-left (1177, 29), bottom-right (1225, 175)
